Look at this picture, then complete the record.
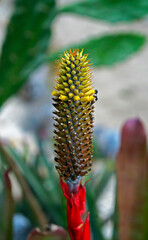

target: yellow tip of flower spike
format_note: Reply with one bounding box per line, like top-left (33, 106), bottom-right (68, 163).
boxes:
top-left (52, 90), bottom-right (59, 96)
top-left (59, 95), bottom-right (68, 101)
top-left (54, 49), bottom-right (95, 103)
top-left (52, 49), bottom-right (97, 185)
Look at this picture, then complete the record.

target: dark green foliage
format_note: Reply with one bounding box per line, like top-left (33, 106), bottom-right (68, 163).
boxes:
top-left (48, 33), bottom-right (146, 66)
top-left (0, 0), bottom-right (56, 106)
top-left (59, 0), bottom-right (148, 23)
top-left (0, 142), bottom-right (114, 240)
top-left (6, 145), bottom-right (64, 226)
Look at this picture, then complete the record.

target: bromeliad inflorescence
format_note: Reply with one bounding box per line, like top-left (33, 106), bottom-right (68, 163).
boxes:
top-left (52, 49), bottom-right (97, 240)
top-left (52, 49), bottom-right (96, 193)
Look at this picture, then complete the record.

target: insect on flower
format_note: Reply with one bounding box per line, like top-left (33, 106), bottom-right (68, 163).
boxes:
top-left (52, 49), bottom-right (96, 193)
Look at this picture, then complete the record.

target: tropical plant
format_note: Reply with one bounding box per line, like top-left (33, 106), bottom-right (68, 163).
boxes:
top-left (0, 0), bottom-right (148, 239)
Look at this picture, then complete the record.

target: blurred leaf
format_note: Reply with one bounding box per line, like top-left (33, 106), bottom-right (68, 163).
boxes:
top-left (48, 33), bottom-right (146, 67)
top-left (35, 137), bottom-right (68, 229)
top-left (0, 0), bottom-right (56, 106)
top-left (5, 146), bottom-right (49, 212)
top-left (112, 182), bottom-right (119, 240)
top-left (59, 0), bottom-right (148, 23)
top-left (38, 154), bottom-right (67, 228)
top-left (0, 144), bottom-right (47, 227)
top-left (3, 170), bottom-right (14, 240)
top-left (86, 186), bottom-right (105, 240)
top-left (0, 160), bottom-right (6, 237)
top-left (6, 145), bottom-right (63, 225)
top-left (94, 161), bottom-right (115, 199)
top-left (92, 139), bottom-right (102, 159)
top-left (86, 161), bottom-right (115, 239)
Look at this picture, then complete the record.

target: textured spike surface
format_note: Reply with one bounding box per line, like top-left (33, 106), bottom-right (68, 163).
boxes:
top-left (52, 49), bottom-right (96, 187)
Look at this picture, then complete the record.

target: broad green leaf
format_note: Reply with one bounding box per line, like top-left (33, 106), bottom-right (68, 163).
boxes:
top-left (48, 33), bottom-right (146, 67)
top-left (0, 0), bottom-right (56, 106)
top-left (59, 0), bottom-right (148, 23)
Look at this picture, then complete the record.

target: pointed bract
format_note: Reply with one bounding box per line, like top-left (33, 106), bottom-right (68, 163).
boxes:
top-left (60, 179), bottom-right (91, 240)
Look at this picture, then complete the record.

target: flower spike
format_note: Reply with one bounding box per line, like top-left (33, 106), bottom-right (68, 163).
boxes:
top-left (52, 49), bottom-right (96, 192)
top-left (52, 49), bottom-right (95, 240)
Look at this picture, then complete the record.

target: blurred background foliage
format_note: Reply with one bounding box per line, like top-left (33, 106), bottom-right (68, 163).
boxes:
top-left (0, 0), bottom-right (148, 239)
top-left (0, 0), bottom-right (147, 106)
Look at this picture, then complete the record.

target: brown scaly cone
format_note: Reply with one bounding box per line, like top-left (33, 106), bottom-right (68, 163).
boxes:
top-left (52, 49), bottom-right (97, 192)
top-left (117, 118), bottom-right (148, 240)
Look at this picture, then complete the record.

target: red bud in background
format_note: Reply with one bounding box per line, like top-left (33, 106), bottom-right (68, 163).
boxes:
top-left (117, 118), bottom-right (148, 240)
top-left (27, 225), bottom-right (68, 240)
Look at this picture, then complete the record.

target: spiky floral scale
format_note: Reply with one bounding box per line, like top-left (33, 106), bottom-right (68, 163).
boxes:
top-left (52, 49), bottom-right (96, 185)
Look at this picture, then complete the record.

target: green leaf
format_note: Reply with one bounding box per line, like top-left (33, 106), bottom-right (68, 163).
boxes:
top-left (0, 0), bottom-right (56, 106)
top-left (92, 139), bottom-right (103, 159)
top-left (7, 146), bottom-right (50, 207)
top-left (6, 146), bottom-right (63, 225)
top-left (0, 144), bottom-right (62, 225)
top-left (94, 161), bottom-right (115, 199)
top-left (112, 182), bottom-right (119, 240)
top-left (59, 0), bottom-right (148, 23)
top-left (86, 161), bottom-right (115, 239)
top-left (48, 33), bottom-right (146, 67)
top-left (0, 144), bottom-right (48, 227)
top-left (86, 187), bottom-right (105, 240)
